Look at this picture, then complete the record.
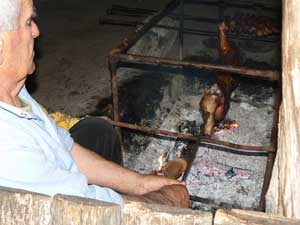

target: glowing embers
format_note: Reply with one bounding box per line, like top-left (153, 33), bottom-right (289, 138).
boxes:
top-left (213, 119), bottom-right (239, 136)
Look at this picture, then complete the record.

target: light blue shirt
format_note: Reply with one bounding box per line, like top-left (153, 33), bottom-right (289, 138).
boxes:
top-left (0, 86), bottom-right (123, 206)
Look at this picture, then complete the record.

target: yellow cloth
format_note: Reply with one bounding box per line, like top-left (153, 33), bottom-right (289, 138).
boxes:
top-left (49, 112), bottom-right (80, 130)
top-left (39, 104), bottom-right (80, 130)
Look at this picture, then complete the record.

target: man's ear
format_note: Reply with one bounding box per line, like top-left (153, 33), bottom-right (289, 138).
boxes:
top-left (0, 38), bottom-right (4, 65)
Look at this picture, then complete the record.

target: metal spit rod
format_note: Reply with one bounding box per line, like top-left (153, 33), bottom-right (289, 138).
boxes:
top-left (119, 53), bottom-right (280, 81)
top-left (103, 118), bottom-right (274, 154)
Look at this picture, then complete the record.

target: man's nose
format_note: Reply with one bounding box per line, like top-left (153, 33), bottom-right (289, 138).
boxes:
top-left (32, 21), bottom-right (40, 38)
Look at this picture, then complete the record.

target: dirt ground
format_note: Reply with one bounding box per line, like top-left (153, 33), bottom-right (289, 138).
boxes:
top-left (31, 0), bottom-right (169, 116)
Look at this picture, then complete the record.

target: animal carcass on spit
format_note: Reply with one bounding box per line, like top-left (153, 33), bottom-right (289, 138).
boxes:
top-left (199, 22), bottom-right (239, 136)
top-left (227, 14), bottom-right (280, 36)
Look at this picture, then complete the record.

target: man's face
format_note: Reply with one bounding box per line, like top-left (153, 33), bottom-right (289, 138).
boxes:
top-left (1, 0), bottom-right (40, 80)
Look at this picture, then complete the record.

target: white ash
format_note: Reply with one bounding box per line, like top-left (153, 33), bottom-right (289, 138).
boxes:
top-left (187, 147), bottom-right (266, 210)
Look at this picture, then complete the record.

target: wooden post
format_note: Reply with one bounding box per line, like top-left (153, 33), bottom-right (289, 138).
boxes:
top-left (266, 0), bottom-right (300, 218)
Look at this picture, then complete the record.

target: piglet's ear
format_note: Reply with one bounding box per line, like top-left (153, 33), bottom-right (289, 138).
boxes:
top-left (0, 39), bottom-right (4, 65)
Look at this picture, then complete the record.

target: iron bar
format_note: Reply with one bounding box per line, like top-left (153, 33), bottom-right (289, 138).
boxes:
top-left (110, 4), bottom-right (157, 14)
top-left (119, 53), bottom-right (280, 81)
top-left (100, 17), bottom-right (280, 43)
top-left (108, 0), bottom-right (180, 55)
top-left (258, 83), bottom-right (281, 211)
top-left (106, 11), bottom-right (149, 18)
top-left (178, 121), bottom-right (200, 181)
top-left (179, 0), bottom-right (184, 60)
top-left (108, 1), bottom-right (280, 18)
top-left (106, 6), bottom-right (280, 32)
top-left (103, 118), bottom-right (275, 154)
top-left (258, 152), bottom-right (276, 211)
top-left (185, 0), bottom-right (280, 12)
top-left (181, 141), bottom-right (199, 181)
top-left (106, 7), bottom-right (220, 24)
top-left (270, 85), bottom-right (281, 157)
top-left (108, 49), bottom-right (122, 135)
top-left (189, 195), bottom-right (236, 209)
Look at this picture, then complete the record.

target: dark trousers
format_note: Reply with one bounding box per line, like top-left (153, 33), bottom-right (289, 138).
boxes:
top-left (69, 117), bottom-right (123, 165)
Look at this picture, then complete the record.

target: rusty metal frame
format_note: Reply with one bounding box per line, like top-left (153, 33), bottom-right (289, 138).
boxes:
top-left (101, 1), bottom-right (280, 45)
top-left (107, 0), bottom-right (281, 211)
top-left (100, 18), bottom-right (280, 43)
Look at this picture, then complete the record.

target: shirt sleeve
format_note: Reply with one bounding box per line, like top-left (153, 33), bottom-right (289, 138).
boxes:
top-left (49, 116), bottom-right (74, 152)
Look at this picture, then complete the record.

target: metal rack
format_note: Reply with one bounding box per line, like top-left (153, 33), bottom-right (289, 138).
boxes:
top-left (104, 0), bottom-right (281, 211)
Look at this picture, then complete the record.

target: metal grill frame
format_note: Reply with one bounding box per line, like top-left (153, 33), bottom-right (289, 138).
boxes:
top-left (106, 0), bottom-right (281, 211)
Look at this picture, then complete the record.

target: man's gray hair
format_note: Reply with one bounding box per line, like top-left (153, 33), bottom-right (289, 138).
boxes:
top-left (0, 0), bottom-right (20, 30)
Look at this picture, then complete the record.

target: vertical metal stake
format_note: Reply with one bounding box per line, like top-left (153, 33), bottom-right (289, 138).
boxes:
top-left (109, 58), bottom-right (122, 138)
top-left (258, 83), bottom-right (281, 211)
top-left (179, 0), bottom-right (184, 60)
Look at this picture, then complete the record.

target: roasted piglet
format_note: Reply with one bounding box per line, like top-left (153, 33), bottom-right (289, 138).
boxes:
top-left (199, 75), bottom-right (236, 135)
top-left (199, 22), bottom-right (239, 136)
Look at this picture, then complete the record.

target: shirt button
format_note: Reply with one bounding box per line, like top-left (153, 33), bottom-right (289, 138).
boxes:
top-left (20, 112), bottom-right (27, 117)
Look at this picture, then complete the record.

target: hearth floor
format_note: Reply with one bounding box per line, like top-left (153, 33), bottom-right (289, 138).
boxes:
top-left (124, 80), bottom-right (274, 210)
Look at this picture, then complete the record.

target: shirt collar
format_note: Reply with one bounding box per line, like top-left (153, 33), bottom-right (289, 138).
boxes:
top-left (0, 100), bottom-right (40, 120)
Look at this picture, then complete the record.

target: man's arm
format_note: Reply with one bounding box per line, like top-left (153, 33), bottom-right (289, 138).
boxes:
top-left (70, 142), bottom-right (182, 195)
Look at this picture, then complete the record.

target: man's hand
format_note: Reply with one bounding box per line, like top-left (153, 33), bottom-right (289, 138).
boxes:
top-left (159, 184), bottom-right (190, 208)
top-left (123, 184), bottom-right (190, 208)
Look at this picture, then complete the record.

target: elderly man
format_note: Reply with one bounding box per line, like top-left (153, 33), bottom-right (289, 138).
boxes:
top-left (0, 0), bottom-right (189, 208)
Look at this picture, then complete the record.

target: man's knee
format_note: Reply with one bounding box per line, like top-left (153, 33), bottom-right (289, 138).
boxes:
top-left (70, 116), bottom-right (122, 165)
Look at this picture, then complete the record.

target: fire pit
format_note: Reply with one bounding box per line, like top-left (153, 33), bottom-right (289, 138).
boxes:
top-left (121, 79), bottom-right (276, 210)
top-left (103, 0), bottom-right (281, 212)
